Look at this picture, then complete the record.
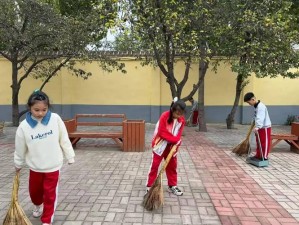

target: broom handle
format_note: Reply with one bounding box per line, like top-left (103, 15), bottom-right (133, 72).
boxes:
top-left (12, 172), bottom-right (20, 202)
top-left (256, 132), bottom-right (265, 161)
top-left (158, 145), bottom-right (178, 177)
top-left (245, 122), bottom-right (255, 139)
top-left (186, 113), bottom-right (192, 124)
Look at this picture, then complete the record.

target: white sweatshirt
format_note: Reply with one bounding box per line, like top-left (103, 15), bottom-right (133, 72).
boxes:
top-left (14, 112), bottom-right (75, 172)
top-left (254, 101), bottom-right (271, 129)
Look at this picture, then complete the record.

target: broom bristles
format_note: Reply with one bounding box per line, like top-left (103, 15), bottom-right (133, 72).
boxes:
top-left (142, 145), bottom-right (178, 211)
top-left (3, 202), bottom-right (32, 225)
top-left (142, 175), bottom-right (163, 211)
top-left (232, 122), bottom-right (255, 156)
top-left (232, 139), bottom-right (250, 156)
top-left (3, 173), bottom-right (32, 225)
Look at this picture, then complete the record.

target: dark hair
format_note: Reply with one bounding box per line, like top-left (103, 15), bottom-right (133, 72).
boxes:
top-left (167, 100), bottom-right (186, 124)
top-left (244, 92), bottom-right (255, 102)
top-left (27, 90), bottom-right (51, 108)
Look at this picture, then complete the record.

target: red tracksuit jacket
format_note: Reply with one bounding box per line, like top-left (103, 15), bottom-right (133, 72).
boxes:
top-left (151, 111), bottom-right (185, 154)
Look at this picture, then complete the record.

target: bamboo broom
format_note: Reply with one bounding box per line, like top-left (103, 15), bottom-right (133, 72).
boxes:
top-left (142, 145), bottom-right (178, 211)
top-left (3, 172), bottom-right (32, 225)
top-left (232, 122), bottom-right (255, 156)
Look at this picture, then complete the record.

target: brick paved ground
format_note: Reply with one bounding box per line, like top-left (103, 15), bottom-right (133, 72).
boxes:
top-left (203, 124), bottom-right (299, 225)
top-left (0, 123), bottom-right (298, 225)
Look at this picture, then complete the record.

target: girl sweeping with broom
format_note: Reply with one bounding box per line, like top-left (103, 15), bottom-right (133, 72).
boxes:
top-left (145, 97), bottom-right (186, 197)
top-left (14, 90), bottom-right (75, 225)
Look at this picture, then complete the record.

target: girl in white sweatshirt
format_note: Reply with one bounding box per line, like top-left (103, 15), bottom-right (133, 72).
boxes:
top-left (14, 90), bottom-right (75, 225)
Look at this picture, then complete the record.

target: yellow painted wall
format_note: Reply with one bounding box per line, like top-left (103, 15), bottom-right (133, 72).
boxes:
top-left (1, 57), bottom-right (299, 106)
top-left (204, 61), bottom-right (241, 105)
top-left (0, 58), bottom-right (12, 105)
top-left (249, 75), bottom-right (299, 105)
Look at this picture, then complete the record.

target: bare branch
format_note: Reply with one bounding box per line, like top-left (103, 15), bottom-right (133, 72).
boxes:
top-left (0, 51), bottom-right (11, 60)
top-left (18, 55), bottom-right (64, 86)
top-left (40, 57), bottom-right (71, 90)
top-left (179, 56), bottom-right (191, 88)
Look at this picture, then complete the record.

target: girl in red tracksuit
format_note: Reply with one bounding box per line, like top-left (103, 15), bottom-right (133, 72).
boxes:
top-left (146, 98), bottom-right (186, 196)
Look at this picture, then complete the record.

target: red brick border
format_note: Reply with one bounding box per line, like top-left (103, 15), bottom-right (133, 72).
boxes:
top-left (184, 132), bottom-right (298, 225)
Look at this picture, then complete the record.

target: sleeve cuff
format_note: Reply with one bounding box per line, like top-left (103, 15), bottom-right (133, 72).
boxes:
top-left (15, 164), bottom-right (22, 169)
top-left (68, 158), bottom-right (75, 164)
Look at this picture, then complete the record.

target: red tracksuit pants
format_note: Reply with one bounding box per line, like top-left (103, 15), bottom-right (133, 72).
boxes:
top-left (192, 111), bottom-right (199, 125)
top-left (29, 170), bottom-right (59, 224)
top-left (255, 127), bottom-right (271, 159)
top-left (146, 144), bottom-right (178, 187)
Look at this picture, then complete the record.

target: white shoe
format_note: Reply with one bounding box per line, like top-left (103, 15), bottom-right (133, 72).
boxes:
top-left (32, 204), bottom-right (43, 218)
top-left (144, 186), bottom-right (150, 196)
top-left (42, 223), bottom-right (51, 225)
top-left (168, 186), bottom-right (183, 196)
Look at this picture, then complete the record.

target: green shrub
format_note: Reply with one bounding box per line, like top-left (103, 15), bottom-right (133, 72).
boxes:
top-left (285, 115), bottom-right (299, 125)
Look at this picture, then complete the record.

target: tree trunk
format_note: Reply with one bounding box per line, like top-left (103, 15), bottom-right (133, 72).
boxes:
top-left (226, 31), bottom-right (251, 129)
top-left (11, 59), bottom-right (20, 126)
top-left (226, 74), bottom-right (244, 129)
top-left (18, 109), bottom-right (28, 120)
top-left (197, 59), bottom-right (208, 132)
top-left (167, 73), bottom-right (179, 99)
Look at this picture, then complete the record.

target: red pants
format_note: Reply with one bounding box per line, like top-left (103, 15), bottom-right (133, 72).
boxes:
top-left (146, 145), bottom-right (177, 187)
top-left (255, 127), bottom-right (271, 159)
top-left (29, 170), bottom-right (59, 224)
top-left (192, 111), bottom-right (198, 125)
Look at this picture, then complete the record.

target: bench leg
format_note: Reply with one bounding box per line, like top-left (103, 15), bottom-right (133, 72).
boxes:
top-left (271, 139), bottom-right (281, 149)
top-left (272, 139), bottom-right (299, 153)
top-left (70, 138), bottom-right (81, 147)
top-left (290, 140), bottom-right (299, 153)
top-left (113, 138), bottom-right (123, 150)
top-left (283, 140), bottom-right (299, 150)
top-left (290, 140), bottom-right (299, 149)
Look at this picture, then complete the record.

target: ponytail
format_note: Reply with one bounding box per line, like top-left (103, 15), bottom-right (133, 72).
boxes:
top-left (167, 97), bottom-right (186, 124)
top-left (27, 89), bottom-right (51, 109)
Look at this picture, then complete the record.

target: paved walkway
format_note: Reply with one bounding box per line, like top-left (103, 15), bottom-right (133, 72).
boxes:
top-left (0, 124), bottom-right (299, 225)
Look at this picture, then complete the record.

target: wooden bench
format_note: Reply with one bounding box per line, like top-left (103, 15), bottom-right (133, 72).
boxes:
top-left (64, 114), bottom-right (126, 149)
top-left (271, 133), bottom-right (299, 150)
top-left (271, 122), bottom-right (299, 152)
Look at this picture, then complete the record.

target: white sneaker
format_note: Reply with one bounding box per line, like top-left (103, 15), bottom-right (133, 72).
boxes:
top-left (32, 204), bottom-right (43, 218)
top-left (168, 186), bottom-right (183, 196)
top-left (42, 224), bottom-right (51, 225)
top-left (144, 186), bottom-right (150, 196)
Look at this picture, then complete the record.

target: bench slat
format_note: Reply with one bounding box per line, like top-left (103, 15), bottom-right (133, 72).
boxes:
top-left (65, 114), bottom-right (127, 149)
top-left (271, 133), bottom-right (299, 150)
top-left (77, 122), bottom-right (123, 126)
top-left (76, 114), bottom-right (126, 119)
top-left (271, 134), bottom-right (298, 140)
top-left (69, 132), bottom-right (123, 138)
